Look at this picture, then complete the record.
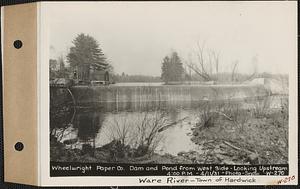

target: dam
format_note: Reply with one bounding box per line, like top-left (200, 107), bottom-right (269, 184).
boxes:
top-left (68, 83), bottom-right (270, 111)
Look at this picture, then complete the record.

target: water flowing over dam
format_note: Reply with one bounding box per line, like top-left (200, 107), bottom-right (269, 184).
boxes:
top-left (69, 84), bottom-right (270, 111)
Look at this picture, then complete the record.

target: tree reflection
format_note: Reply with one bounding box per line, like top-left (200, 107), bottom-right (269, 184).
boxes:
top-left (74, 110), bottom-right (105, 155)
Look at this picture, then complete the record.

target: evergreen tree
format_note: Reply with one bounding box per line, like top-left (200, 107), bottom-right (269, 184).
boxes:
top-left (67, 33), bottom-right (107, 69)
top-left (161, 52), bottom-right (184, 84)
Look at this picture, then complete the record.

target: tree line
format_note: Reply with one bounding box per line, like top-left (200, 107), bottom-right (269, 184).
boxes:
top-left (50, 33), bottom-right (281, 84)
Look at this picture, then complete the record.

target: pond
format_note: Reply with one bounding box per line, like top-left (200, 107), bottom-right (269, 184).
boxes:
top-left (53, 94), bottom-right (286, 156)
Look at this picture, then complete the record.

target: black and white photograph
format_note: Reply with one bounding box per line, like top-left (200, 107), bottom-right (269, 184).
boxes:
top-left (0, 1), bottom-right (297, 187)
top-left (48, 1), bottom-right (294, 171)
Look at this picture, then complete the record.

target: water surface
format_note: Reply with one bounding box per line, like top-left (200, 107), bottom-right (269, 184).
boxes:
top-left (58, 95), bottom-right (285, 156)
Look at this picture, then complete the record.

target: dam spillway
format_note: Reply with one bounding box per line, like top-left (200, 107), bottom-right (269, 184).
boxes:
top-left (68, 84), bottom-right (270, 111)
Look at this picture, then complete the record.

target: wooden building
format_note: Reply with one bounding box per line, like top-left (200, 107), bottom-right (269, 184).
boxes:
top-left (73, 63), bottom-right (110, 85)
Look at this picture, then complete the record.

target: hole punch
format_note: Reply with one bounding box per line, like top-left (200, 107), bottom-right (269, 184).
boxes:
top-left (13, 40), bottom-right (23, 49)
top-left (14, 142), bottom-right (24, 151)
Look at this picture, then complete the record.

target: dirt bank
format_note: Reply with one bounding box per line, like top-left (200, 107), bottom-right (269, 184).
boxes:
top-left (188, 108), bottom-right (288, 164)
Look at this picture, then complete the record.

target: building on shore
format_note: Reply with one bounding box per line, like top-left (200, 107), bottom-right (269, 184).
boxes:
top-left (73, 62), bottom-right (111, 85)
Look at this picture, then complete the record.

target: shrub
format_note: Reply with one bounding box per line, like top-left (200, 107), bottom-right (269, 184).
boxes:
top-left (197, 101), bottom-right (218, 129)
top-left (135, 111), bottom-right (169, 156)
top-left (252, 96), bottom-right (271, 118)
top-left (106, 111), bottom-right (170, 158)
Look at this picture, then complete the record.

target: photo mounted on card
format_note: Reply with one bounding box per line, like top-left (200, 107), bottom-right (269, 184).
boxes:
top-left (44, 1), bottom-right (297, 186)
top-left (2, 1), bottom-right (297, 187)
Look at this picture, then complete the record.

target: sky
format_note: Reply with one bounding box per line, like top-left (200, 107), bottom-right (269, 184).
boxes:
top-left (45, 1), bottom-right (297, 76)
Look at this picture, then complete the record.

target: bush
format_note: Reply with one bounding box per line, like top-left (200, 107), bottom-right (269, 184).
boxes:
top-left (106, 111), bottom-right (169, 159)
top-left (252, 96), bottom-right (271, 118)
top-left (197, 101), bottom-right (218, 129)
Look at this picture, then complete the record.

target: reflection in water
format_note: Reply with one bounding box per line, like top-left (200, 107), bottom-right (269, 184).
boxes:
top-left (154, 110), bottom-right (202, 155)
top-left (93, 109), bottom-right (200, 155)
top-left (76, 111), bottom-right (104, 141)
top-left (58, 95), bottom-right (286, 156)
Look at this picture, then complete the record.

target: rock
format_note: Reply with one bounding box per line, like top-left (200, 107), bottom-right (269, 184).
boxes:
top-left (215, 154), bottom-right (228, 161)
top-left (246, 153), bottom-right (259, 164)
top-left (63, 138), bottom-right (78, 145)
top-left (177, 151), bottom-right (185, 156)
top-left (214, 148), bottom-right (226, 154)
top-left (222, 160), bottom-right (236, 165)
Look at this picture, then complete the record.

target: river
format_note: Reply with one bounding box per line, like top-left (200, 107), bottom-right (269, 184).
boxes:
top-left (55, 94), bottom-right (285, 156)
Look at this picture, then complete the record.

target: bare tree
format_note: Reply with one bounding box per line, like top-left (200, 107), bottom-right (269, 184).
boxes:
top-left (135, 111), bottom-right (169, 155)
top-left (242, 55), bottom-right (258, 82)
top-left (186, 41), bottom-right (220, 82)
top-left (186, 41), bottom-right (259, 83)
top-left (107, 116), bottom-right (132, 146)
top-left (106, 111), bottom-right (170, 157)
top-left (230, 58), bottom-right (258, 83)
top-left (231, 60), bottom-right (239, 82)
